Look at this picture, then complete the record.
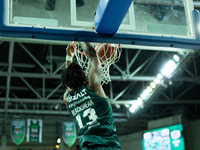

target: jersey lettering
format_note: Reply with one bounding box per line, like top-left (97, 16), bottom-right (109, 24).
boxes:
top-left (67, 89), bottom-right (87, 103)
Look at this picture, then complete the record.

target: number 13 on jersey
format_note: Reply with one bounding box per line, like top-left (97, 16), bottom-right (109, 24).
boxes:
top-left (75, 108), bottom-right (98, 129)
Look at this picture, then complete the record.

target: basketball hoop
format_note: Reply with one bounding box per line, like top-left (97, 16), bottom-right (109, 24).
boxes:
top-left (73, 42), bottom-right (122, 85)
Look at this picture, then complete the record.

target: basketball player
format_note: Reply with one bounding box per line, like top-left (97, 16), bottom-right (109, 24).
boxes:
top-left (61, 42), bottom-right (121, 150)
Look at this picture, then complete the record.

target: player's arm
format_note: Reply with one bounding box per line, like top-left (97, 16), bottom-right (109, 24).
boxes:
top-left (79, 42), bottom-right (106, 98)
top-left (63, 89), bottom-right (68, 106)
top-left (63, 43), bottom-right (74, 106)
top-left (65, 43), bottom-right (75, 68)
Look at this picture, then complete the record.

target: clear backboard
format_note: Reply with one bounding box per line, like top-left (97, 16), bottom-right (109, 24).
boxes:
top-left (0, 0), bottom-right (200, 49)
top-left (6, 0), bottom-right (135, 31)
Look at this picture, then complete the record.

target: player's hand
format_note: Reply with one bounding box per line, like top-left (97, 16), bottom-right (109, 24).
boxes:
top-left (66, 43), bottom-right (75, 57)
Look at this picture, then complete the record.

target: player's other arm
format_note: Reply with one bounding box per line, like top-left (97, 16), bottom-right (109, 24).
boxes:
top-left (63, 43), bottom-right (74, 106)
top-left (79, 42), bottom-right (106, 98)
top-left (65, 43), bottom-right (75, 68)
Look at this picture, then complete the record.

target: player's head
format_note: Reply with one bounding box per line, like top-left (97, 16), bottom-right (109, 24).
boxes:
top-left (61, 62), bottom-right (86, 89)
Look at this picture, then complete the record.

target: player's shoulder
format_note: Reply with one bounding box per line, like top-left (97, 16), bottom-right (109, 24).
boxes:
top-left (63, 89), bottom-right (73, 102)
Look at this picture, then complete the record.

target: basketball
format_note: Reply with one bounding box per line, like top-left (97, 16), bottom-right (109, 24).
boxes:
top-left (95, 43), bottom-right (117, 65)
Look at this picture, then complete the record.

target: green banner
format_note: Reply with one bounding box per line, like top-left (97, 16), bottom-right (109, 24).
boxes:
top-left (62, 122), bottom-right (76, 147)
top-left (11, 119), bottom-right (25, 145)
top-left (27, 119), bottom-right (42, 143)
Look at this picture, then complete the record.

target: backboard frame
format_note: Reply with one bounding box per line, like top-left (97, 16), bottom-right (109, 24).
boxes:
top-left (0, 0), bottom-right (200, 50)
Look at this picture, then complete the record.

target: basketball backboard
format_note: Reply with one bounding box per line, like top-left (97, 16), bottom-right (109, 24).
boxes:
top-left (0, 0), bottom-right (200, 50)
top-left (6, 0), bottom-right (135, 32)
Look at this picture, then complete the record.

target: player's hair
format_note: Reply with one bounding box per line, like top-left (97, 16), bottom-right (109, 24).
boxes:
top-left (61, 62), bottom-right (86, 89)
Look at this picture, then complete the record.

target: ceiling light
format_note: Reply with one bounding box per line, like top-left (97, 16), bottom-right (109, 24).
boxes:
top-left (141, 93), bottom-right (147, 100)
top-left (150, 82), bottom-right (156, 88)
top-left (124, 104), bottom-right (130, 108)
top-left (173, 54), bottom-right (180, 62)
top-left (161, 68), bottom-right (168, 76)
top-left (57, 138), bottom-right (61, 143)
top-left (167, 60), bottom-right (176, 67)
top-left (137, 97), bottom-right (143, 103)
top-left (115, 104), bottom-right (121, 109)
top-left (137, 97), bottom-right (143, 105)
top-left (146, 86), bottom-right (152, 92)
top-left (143, 89), bottom-right (150, 96)
top-left (129, 104), bottom-right (138, 113)
top-left (154, 79), bottom-right (160, 84)
top-left (157, 73), bottom-right (163, 79)
top-left (161, 60), bottom-right (176, 76)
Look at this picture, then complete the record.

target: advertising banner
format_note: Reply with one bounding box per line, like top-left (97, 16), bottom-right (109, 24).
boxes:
top-left (27, 119), bottom-right (42, 143)
top-left (11, 119), bottom-right (25, 145)
top-left (62, 122), bottom-right (76, 147)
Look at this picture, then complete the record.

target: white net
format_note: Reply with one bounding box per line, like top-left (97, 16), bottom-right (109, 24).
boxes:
top-left (74, 43), bottom-right (122, 85)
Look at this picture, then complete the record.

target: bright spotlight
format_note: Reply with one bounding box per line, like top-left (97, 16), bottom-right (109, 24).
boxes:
top-left (167, 60), bottom-right (176, 67)
top-left (137, 97), bottom-right (143, 105)
top-left (124, 104), bottom-right (130, 108)
top-left (147, 86), bottom-right (152, 92)
top-left (173, 55), bottom-right (180, 62)
top-left (115, 104), bottom-right (121, 109)
top-left (143, 89), bottom-right (150, 95)
top-left (161, 60), bottom-right (176, 76)
top-left (55, 145), bottom-right (60, 148)
top-left (157, 73), bottom-right (163, 79)
top-left (161, 68), bottom-right (168, 76)
top-left (129, 105), bottom-right (138, 113)
top-left (150, 82), bottom-right (156, 88)
top-left (141, 93), bottom-right (147, 100)
top-left (154, 79), bottom-right (160, 84)
top-left (161, 68), bottom-right (167, 76)
top-left (57, 138), bottom-right (61, 143)
top-left (129, 106), bottom-right (135, 113)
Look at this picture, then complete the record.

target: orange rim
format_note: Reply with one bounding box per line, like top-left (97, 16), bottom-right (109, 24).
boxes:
top-left (75, 48), bottom-right (87, 56)
top-left (73, 41), bottom-right (87, 56)
top-left (72, 41), bottom-right (121, 56)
